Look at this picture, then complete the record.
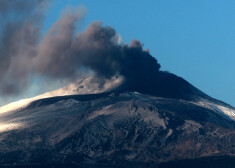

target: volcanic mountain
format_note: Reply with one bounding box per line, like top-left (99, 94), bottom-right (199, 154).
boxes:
top-left (0, 71), bottom-right (234, 168)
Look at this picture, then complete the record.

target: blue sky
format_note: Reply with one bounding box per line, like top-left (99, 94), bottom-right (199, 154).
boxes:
top-left (1, 0), bottom-right (234, 106)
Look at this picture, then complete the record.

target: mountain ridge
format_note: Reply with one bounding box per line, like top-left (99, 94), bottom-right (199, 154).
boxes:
top-left (0, 72), bottom-right (234, 167)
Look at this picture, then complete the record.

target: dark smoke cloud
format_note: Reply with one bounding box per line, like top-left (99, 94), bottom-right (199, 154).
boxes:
top-left (0, 2), bottom-right (161, 97)
top-left (35, 18), bottom-right (161, 82)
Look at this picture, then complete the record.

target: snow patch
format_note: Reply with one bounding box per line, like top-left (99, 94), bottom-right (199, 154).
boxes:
top-left (0, 122), bottom-right (24, 133)
top-left (87, 105), bottom-right (116, 120)
top-left (193, 100), bottom-right (235, 120)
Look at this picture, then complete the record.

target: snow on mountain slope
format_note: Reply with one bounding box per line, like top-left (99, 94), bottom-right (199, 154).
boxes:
top-left (0, 74), bottom-right (234, 137)
top-left (0, 76), bottom-right (123, 114)
top-left (192, 99), bottom-right (235, 120)
top-left (0, 91), bottom-right (235, 167)
top-left (0, 69), bottom-right (234, 167)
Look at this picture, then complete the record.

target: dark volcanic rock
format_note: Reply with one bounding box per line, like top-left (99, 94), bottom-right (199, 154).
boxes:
top-left (0, 91), bottom-right (235, 167)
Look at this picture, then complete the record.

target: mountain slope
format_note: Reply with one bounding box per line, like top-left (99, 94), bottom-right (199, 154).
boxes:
top-left (0, 73), bottom-right (234, 167)
top-left (0, 92), bottom-right (234, 167)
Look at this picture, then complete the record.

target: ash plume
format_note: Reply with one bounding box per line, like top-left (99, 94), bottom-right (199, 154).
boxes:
top-left (0, 1), bottom-right (161, 97)
top-left (0, 0), bottom-right (47, 95)
top-left (35, 19), bottom-right (161, 84)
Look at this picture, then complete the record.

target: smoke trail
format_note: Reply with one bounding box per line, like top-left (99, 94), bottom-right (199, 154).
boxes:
top-left (0, 0), bottom-right (47, 95)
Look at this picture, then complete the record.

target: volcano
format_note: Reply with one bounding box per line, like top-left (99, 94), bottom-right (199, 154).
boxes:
top-left (0, 72), bottom-right (234, 168)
